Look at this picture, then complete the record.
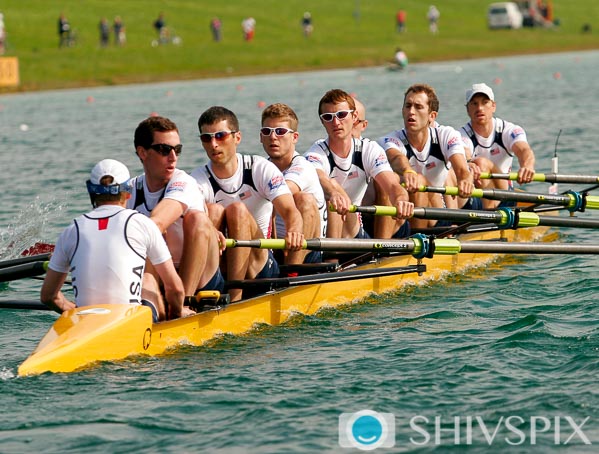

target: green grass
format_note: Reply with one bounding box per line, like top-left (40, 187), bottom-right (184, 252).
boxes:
top-left (0, 0), bottom-right (597, 92)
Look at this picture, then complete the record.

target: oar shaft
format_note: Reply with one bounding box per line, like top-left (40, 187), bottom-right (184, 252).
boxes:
top-left (458, 241), bottom-right (599, 254)
top-left (352, 205), bottom-right (599, 229)
top-left (0, 253), bottom-right (51, 270)
top-left (227, 236), bottom-right (599, 257)
top-left (226, 237), bottom-right (421, 253)
top-left (0, 261), bottom-right (49, 283)
top-left (0, 300), bottom-right (51, 310)
top-left (480, 172), bottom-right (599, 184)
top-left (420, 185), bottom-right (599, 211)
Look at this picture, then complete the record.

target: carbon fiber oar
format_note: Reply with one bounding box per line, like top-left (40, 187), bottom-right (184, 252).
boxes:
top-left (0, 261), bottom-right (49, 283)
top-left (479, 172), bottom-right (599, 185)
top-left (349, 205), bottom-right (599, 229)
top-left (226, 237), bottom-right (599, 257)
top-left (418, 185), bottom-right (599, 212)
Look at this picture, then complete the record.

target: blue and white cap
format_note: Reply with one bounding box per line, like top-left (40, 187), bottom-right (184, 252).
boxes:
top-left (87, 159), bottom-right (131, 195)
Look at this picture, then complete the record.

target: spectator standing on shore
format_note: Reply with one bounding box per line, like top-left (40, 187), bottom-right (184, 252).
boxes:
top-left (302, 12), bottom-right (313, 38)
top-left (396, 9), bottom-right (406, 33)
top-left (241, 17), bottom-right (255, 41)
top-left (0, 12), bottom-right (6, 55)
top-left (427, 5), bottom-right (440, 34)
top-left (99, 17), bottom-right (110, 47)
top-left (58, 13), bottom-right (71, 47)
top-left (114, 16), bottom-right (126, 46)
top-left (210, 17), bottom-right (222, 42)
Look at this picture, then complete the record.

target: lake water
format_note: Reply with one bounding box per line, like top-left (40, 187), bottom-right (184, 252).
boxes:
top-left (1, 51), bottom-right (598, 453)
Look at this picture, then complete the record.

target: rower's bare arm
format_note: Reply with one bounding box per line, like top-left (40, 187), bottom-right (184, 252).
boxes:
top-left (449, 154), bottom-right (474, 198)
top-left (512, 142), bottom-right (536, 184)
top-left (273, 193), bottom-right (304, 250)
top-left (40, 269), bottom-right (75, 314)
top-left (285, 179), bottom-right (301, 195)
top-left (386, 147), bottom-right (418, 191)
top-left (375, 171), bottom-right (414, 219)
top-left (316, 169), bottom-right (351, 214)
top-left (150, 198), bottom-right (186, 233)
top-left (154, 259), bottom-right (186, 319)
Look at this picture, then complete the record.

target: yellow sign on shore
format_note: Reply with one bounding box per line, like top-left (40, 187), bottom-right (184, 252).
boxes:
top-left (0, 57), bottom-right (20, 87)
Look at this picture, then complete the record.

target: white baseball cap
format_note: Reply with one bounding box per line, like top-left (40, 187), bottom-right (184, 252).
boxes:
top-left (465, 83), bottom-right (495, 103)
top-left (90, 159), bottom-right (130, 185)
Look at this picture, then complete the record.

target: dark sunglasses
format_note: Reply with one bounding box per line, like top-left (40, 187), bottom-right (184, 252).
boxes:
top-left (149, 143), bottom-right (183, 156)
top-left (199, 130), bottom-right (237, 143)
top-left (260, 127), bottom-right (294, 137)
top-left (319, 109), bottom-right (354, 122)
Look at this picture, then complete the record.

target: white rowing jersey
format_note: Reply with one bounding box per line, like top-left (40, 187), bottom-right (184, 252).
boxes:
top-left (192, 154), bottom-right (292, 238)
top-left (460, 117), bottom-right (528, 173)
top-left (49, 205), bottom-right (171, 307)
top-left (127, 168), bottom-right (206, 266)
top-left (272, 152), bottom-right (327, 238)
top-left (304, 137), bottom-right (392, 204)
top-left (377, 125), bottom-right (466, 187)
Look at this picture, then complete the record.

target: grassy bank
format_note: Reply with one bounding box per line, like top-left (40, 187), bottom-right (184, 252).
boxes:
top-left (0, 0), bottom-right (597, 92)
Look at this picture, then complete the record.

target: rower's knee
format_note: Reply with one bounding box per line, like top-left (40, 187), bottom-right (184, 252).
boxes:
top-left (183, 210), bottom-right (211, 238)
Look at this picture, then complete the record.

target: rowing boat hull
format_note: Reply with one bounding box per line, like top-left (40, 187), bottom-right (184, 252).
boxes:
top-left (18, 225), bottom-right (550, 376)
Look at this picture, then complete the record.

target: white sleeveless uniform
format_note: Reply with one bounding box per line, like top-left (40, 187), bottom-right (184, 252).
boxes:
top-left (49, 205), bottom-right (171, 307)
top-left (127, 168), bottom-right (206, 266)
top-left (304, 137), bottom-right (392, 205)
top-left (273, 152), bottom-right (327, 238)
top-left (377, 125), bottom-right (466, 187)
top-left (460, 117), bottom-right (528, 173)
top-left (192, 154), bottom-right (292, 238)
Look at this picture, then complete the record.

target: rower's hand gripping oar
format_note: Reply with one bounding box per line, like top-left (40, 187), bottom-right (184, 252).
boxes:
top-left (348, 205), bottom-right (599, 230)
top-left (479, 172), bottom-right (599, 185)
top-left (418, 185), bottom-right (599, 212)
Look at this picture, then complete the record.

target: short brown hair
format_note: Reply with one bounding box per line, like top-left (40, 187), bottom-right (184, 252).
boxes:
top-left (261, 103), bottom-right (299, 131)
top-left (134, 116), bottom-right (179, 149)
top-left (198, 106), bottom-right (239, 132)
top-left (404, 83), bottom-right (440, 113)
top-left (318, 89), bottom-right (356, 115)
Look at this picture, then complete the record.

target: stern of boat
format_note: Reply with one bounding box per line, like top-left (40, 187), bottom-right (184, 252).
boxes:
top-left (18, 304), bottom-right (153, 376)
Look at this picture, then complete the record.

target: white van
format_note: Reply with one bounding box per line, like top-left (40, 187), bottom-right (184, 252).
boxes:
top-left (488, 2), bottom-right (524, 29)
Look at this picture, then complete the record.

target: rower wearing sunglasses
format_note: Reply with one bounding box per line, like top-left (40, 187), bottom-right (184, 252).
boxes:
top-left (260, 103), bottom-right (327, 265)
top-left (128, 116), bottom-right (226, 320)
top-left (192, 106), bottom-right (303, 302)
top-left (304, 88), bottom-right (413, 240)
